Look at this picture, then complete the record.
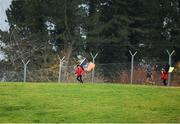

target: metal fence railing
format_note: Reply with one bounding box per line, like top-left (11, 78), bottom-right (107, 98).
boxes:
top-left (0, 62), bottom-right (179, 86)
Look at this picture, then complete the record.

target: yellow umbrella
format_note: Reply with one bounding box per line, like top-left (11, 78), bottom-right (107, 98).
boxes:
top-left (85, 62), bottom-right (95, 72)
top-left (168, 66), bottom-right (174, 73)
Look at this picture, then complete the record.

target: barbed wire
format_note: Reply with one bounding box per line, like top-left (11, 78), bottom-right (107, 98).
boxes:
top-left (53, 43), bottom-right (180, 47)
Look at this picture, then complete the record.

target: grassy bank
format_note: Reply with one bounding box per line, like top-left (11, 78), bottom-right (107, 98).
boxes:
top-left (0, 83), bottom-right (179, 123)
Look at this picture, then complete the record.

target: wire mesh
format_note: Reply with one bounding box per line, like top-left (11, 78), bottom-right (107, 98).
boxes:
top-left (0, 62), bottom-right (179, 86)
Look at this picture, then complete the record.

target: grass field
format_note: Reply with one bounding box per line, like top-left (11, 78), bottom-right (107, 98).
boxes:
top-left (0, 83), bottom-right (179, 123)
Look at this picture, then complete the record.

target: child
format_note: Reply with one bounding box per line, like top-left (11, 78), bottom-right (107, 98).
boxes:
top-left (161, 68), bottom-right (168, 86)
top-left (74, 65), bottom-right (84, 83)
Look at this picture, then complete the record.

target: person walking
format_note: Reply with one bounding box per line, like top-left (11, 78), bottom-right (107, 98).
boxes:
top-left (161, 68), bottom-right (168, 86)
top-left (74, 65), bottom-right (84, 83)
top-left (146, 65), bottom-right (154, 84)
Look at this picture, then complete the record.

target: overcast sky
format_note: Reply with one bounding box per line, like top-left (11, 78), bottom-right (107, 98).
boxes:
top-left (0, 0), bottom-right (12, 31)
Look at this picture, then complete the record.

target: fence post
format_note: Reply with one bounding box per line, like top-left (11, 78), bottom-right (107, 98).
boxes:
top-left (22, 60), bottom-right (30, 82)
top-left (129, 50), bottom-right (137, 84)
top-left (166, 50), bottom-right (175, 86)
top-left (90, 52), bottom-right (98, 83)
top-left (58, 56), bottom-right (65, 83)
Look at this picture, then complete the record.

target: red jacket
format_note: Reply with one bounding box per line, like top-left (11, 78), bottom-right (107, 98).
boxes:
top-left (74, 66), bottom-right (84, 76)
top-left (161, 70), bottom-right (167, 80)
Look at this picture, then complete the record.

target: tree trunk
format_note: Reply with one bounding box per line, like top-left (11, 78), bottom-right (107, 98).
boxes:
top-left (63, 0), bottom-right (75, 81)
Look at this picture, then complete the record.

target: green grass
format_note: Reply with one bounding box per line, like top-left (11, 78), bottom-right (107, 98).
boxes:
top-left (0, 83), bottom-right (179, 123)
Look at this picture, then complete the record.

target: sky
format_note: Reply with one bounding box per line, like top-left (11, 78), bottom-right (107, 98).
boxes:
top-left (0, 0), bottom-right (12, 31)
top-left (0, 0), bottom-right (11, 60)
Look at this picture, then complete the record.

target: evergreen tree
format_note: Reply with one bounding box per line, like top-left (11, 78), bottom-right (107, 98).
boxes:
top-left (5, 0), bottom-right (86, 66)
top-left (160, 0), bottom-right (180, 63)
top-left (86, 0), bottom-right (132, 63)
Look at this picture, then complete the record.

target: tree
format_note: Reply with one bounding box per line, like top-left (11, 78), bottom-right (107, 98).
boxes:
top-left (3, 0), bottom-right (88, 81)
top-left (85, 0), bottom-right (133, 63)
top-left (159, 0), bottom-right (180, 63)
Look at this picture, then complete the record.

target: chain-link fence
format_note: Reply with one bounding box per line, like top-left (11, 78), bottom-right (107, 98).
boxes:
top-left (0, 62), bottom-right (179, 86)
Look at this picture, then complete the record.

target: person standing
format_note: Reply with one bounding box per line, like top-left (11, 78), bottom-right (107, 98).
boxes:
top-left (74, 65), bottom-right (84, 83)
top-left (161, 68), bottom-right (168, 86)
top-left (146, 65), bottom-right (154, 84)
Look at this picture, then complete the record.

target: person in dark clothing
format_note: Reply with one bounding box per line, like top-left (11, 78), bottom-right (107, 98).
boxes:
top-left (146, 65), bottom-right (154, 84)
top-left (74, 65), bottom-right (84, 83)
top-left (165, 64), bottom-right (170, 73)
top-left (161, 68), bottom-right (168, 86)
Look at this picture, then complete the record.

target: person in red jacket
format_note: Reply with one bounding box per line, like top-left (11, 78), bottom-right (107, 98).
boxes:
top-left (161, 68), bottom-right (168, 86)
top-left (74, 65), bottom-right (84, 83)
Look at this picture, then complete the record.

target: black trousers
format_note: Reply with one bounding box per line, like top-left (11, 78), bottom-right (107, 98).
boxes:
top-left (163, 79), bottom-right (167, 86)
top-left (77, 75), bottom-right (83, 83)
